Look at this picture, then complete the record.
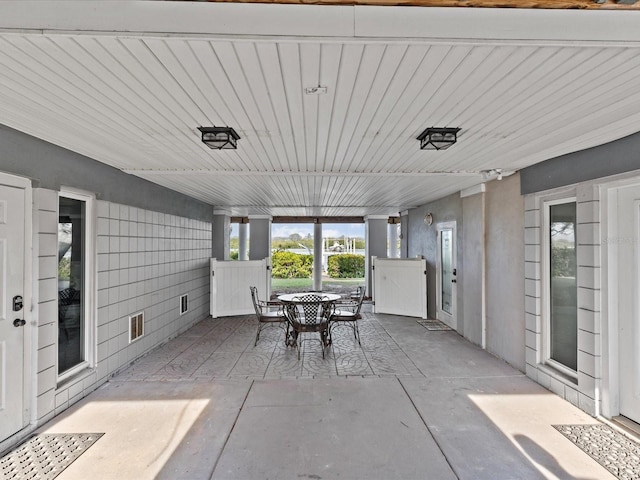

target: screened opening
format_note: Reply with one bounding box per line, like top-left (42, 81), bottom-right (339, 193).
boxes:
top-left (270, 221), bottom-right (365, 295)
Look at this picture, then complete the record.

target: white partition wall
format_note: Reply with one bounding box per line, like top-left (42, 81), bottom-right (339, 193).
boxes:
top-left (210, 258), bottom-right (270, 318)
top-left (372, 257), bottom-right (428, 319)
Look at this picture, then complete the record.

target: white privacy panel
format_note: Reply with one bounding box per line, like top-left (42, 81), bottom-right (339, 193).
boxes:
top-left (372, 257), bottom-right (427, 319)
top-left (210, 259), bottom-right (270, 318)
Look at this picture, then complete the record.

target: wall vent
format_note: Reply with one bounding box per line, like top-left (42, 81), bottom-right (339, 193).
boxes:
top-left (129, 312), bottom-right (144, 343)
top-left (180, 294), bottom-right (188, 315)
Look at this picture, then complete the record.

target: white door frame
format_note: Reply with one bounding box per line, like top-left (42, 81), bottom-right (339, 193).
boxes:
top-left (436, 221), bottom-right (457, 329)
top-left (603, 179), bottom-right (640, 421)
top-left (0, 172), bottom-right (33, 442)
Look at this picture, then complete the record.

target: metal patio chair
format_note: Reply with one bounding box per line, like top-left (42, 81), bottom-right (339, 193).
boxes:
top-left (330, 285), bottom-right (365, 346)
top-left (250, 286), bottom-right (287, 346)
top-left (283, 293), bottom-right (333, 359)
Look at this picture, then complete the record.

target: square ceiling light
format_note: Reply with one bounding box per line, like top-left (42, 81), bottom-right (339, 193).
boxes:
top-left (198, 126), bottom-right (240, 150)
top-left (417, 127), bottom-right (461, 150)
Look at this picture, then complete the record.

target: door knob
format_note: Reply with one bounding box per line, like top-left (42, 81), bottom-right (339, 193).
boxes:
top-left (13, 318), bottom-right (26, 327)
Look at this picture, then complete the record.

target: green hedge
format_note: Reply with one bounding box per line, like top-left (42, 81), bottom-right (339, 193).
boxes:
top-left (271, 250), bottom-right (313, 279)
top-left (327, 254), bottom-right (365, 278)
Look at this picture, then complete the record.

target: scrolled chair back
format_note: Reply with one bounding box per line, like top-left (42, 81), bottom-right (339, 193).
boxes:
top-left (290, 293), bottom-right (333, 325)
top-left (249, 285), bottom-right (262, 316)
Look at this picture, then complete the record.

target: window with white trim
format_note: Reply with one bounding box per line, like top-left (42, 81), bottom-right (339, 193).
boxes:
top-left (58, 190), bottom-right (94, 379)
top-left (544, 199), bottom-right (578, 376)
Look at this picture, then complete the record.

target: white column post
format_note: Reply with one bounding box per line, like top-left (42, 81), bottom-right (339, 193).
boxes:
top-left (365, 215), bottom-right (389, 296)
top-left (313, 221), bottom-right (323, 291)
top-left (400, 210), bottom-right (409, 258)
top-left (212, 208), bottom-right (231, 260)
top-left (238, 221), bottom-right (248, 261)
top-left (248, 215), bottom-right (272, 261)
top-left (388, 218), bottom-right (400, 258)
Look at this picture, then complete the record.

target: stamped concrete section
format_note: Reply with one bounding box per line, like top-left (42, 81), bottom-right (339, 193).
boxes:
top-left (37, 379), bottom-right (252, 480)
top-left (112, 312), bottom-right (423, 381)
top-left (212, 377), bottom-right (456, 480)
top-left (401, 376), bottom-right (610, 479)
top-left (22, 312), bottom-right (622, 480)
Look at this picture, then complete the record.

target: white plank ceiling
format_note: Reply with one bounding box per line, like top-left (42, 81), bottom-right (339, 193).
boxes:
top-left (1, 1), bottom-right (640, 216)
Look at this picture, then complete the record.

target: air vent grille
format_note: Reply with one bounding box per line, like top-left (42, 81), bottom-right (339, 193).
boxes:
top-left (180, 294), bottom-right (188, 315)
top-left (129, 312), bottom-right (144, 343)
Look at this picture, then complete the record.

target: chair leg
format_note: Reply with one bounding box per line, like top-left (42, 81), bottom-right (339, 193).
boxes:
top-left (254, 323), bottom-right (262, 346)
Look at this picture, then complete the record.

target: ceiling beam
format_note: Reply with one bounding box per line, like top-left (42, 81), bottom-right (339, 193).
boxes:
top-left (272, 216), bottom-right (365, 223)
top-left (203, 0), bottom-right (640, 9)
top-left (124, 169), bottom-right (487, 177)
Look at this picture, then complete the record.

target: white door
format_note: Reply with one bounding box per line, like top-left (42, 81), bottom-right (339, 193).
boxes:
top-left (436, 222), bottom-right (457, 329)
top-left (0, 179), bottom-right (28, 440)
top-left (617, 185), bottom-right (640, 423)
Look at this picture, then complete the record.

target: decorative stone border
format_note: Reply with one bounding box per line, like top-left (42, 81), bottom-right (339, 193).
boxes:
top-left (554, 424), bottom-right (640, 479)
top-left (1, 433), bottom-right (104, 479)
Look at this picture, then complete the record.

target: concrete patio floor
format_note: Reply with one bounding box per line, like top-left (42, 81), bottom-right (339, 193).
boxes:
top-left (35, 310), bottom-right (616, 479)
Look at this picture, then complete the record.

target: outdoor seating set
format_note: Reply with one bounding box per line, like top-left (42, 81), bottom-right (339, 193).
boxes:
top-left (249, 285), bottom-right (366, 359)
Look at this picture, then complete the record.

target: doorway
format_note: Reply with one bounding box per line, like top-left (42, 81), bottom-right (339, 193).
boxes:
top-left (613, 184), bottom-right (640, 424)
top-left (436, 221), bottom-right (457, 329)
top-left (0, 174), bottom-right (30, 441)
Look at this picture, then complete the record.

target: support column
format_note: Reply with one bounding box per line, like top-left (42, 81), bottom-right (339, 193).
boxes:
top-left (248, 215), bottom-right (272, 261)
top-left (365, 215), bottom-right (389, 296)
top-left (212, 209), bottom-right (231, 260)
top-left (400, 210), bottom-right (409, 258)
top-left (388, 217), bottom-right (400, 258)
top-left (238, 220), bottom-right (248, 261)
top-left (313, 221), bottom-right (322, 291)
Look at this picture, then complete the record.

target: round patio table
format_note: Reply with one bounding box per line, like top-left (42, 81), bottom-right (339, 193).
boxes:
top-left (277, 292), bottom-right (342, 353)
top-left (277, 292), bottom-right (341, 303)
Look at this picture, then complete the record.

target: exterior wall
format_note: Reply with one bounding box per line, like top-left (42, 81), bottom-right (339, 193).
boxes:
top-left (407, 193), bottom-right (463, 327)
top-left (461, 192), bottom-right (484, 347)
top-left (520, 129), bottom-right (640, 419)
top-left (521, 130), bottom-right (640, 195)
top-left (0, 124), bottom-right (212, 222)
top-left (523, 182), bottom-right (601, 415)
top-left (34, 188), bottom-right (61, 424)
top-left (485, 174), bottom-right (526, 371)
top-left (1, 126), bottom-right (215, 447)
top-left (520, 131), bottom-right (640, 419)
top-left (405, 178), bottom-right (525, 370)
top-left (35, 193), bottom-right (211, 425)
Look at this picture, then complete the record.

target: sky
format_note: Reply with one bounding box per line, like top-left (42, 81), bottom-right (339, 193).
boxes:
top-left (231, 223), bottom-right (365, 239)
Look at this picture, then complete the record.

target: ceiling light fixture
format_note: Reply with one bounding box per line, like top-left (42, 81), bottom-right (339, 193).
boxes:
top-left (417, 127), bottom-right (461, 150)
top-left (198, 126), bottom-right (240, 150)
